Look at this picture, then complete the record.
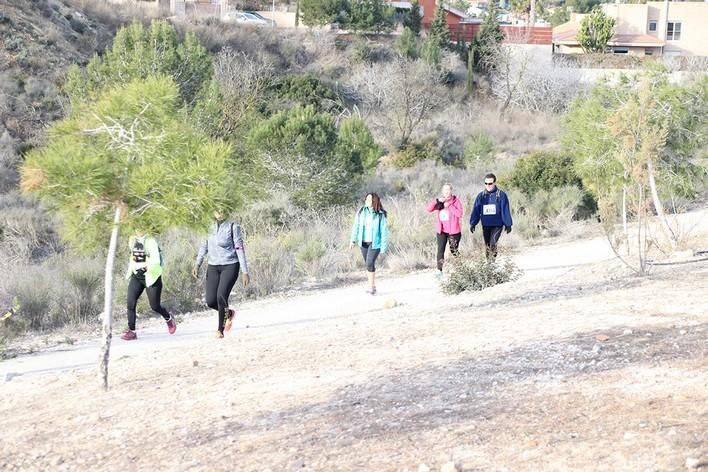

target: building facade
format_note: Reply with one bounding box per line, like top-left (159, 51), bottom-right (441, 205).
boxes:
top-left (553, 1), bottom-right (708, 57)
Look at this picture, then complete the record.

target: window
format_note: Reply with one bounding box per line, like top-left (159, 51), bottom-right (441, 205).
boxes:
top-left (666, 22), bottom-right (682, 41)
top-left (613, 48), bottom-right (629, 54)
top-left (648, 20), bottom-right (657, 32)
top-left (645, 49), bottom-right (654, 56)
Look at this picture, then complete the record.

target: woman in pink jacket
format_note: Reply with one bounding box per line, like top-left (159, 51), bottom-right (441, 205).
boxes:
top-left (426, 183), bottom-right (463, 276)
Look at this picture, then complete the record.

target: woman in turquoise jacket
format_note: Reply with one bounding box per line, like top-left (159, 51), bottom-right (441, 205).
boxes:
top-left (350, 192), bottom-right (389, 295)
top-left (121, 230), bottom-right (176, 341)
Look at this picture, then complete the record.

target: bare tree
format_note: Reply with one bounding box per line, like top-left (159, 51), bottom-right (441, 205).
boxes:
top-left (485, 43), bottom-right (531, 115)
top-left (347, 59), bottom-right (446, 149)
top-left (485, 44), bottom-right (587, 114)
top-left (211, 48), bottom-right (275, 134)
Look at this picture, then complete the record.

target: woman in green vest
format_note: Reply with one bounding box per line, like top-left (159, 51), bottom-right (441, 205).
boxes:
top-left (121, 230), bottom-right (176, 341)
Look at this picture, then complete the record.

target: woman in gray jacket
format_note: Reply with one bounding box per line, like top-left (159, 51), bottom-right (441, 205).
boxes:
top-left (193, 209), bottom-right (250, 338)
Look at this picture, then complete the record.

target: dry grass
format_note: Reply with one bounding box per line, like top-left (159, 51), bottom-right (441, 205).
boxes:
top-left (422, 99), bottom-right (562, 158)
top-left (70, 0), bottom-right (160, 28)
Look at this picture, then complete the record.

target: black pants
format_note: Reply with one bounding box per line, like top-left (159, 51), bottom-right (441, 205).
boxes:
top-left (126, 275), bottom-right (171, 331)
top-left (482, 225), bottom-right (504, 259)
top-left (206, 263), bottom-right (239, 332)
top-left (436, 232), bottom-right (461, 271)
top-left (360, 242), bottom-right (381, 273)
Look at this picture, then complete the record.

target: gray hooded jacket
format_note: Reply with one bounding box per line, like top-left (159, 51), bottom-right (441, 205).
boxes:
top-left (195, 220), bottom-right (249, 273)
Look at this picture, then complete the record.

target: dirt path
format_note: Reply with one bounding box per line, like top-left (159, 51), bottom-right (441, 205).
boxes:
top-left (1, 218), bottom-right (707, 471)
top-left (0, 233), bottom-right (616, 379)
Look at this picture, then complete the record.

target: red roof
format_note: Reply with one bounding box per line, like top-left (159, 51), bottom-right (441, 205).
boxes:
top-left (443, 5), bottom-right (468, 19)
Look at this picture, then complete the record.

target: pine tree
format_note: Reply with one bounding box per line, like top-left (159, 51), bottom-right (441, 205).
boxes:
top-left (21, 77), bottom-right (239, 389)
top-left (474, 0), bottom-right (504, 72)
top-left (396, 26), bottom-right (419, 59)
top-left (403, 0), bottom-right (423, 35)
top-left (429, 3), bottom-right (451, 46)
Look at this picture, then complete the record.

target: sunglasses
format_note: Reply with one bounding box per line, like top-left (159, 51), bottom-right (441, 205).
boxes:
top-left (484, 182), bottom-right (495, 186)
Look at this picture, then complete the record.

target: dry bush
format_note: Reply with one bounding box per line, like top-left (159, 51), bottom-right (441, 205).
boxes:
top-left (440, 253), bottom-right (521, 294)
top-left (182, 20), bottom-right (307, 71)
top-left (346, 58), bottom-right (447, 150)
top-left (424, 99), bottom-right (561, 157)
top-left (157, 228), bottom-right (205, 314)
top-left (382, 195), bottom-right (435, 271)
top-left (237, 196), bottom-right (357, 292)
top-left (505, 185), bottom-right (586, 242)
top-left (0, 193), bottom-right (61, 264)
top-left (0, 131), bottom-right (20, 194)
top-left (0, 254), bottom-right (104, 333)
top-left (476, 44), bottom-right (589, 114)
top-left (70, 0), bottom-right (159, 30)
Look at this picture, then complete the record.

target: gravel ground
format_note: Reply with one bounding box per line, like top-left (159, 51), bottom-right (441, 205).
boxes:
top-left (1, 254), bottom-right (706, 471)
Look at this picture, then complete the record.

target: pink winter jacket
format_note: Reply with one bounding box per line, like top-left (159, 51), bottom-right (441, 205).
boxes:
top-left (426, 195), bottom-right (463, 235)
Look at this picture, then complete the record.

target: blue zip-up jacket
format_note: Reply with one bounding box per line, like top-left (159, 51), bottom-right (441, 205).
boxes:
top-left (350, 207), bottom-right (389, 252)
top-left (470, 188), bottom-right (513, 228)
top-left (195, 220), bottom-right (249, 273)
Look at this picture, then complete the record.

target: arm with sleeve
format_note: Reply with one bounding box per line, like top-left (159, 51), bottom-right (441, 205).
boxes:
top-left (379, 213), bottom-right (389, 253)
top-left (350, 209), bottom-right (361, 245)
top-left (231, 223), bottom-right (249, 274)
top-left (426, 200), bottom-right (439, 213)
top-left (449, 197), bottom-right (463, 219)
top-left (469, 193), bottom-right (482, 227)
top-left (500, 192), bottom-right (513, 227)
top-left (195, 237), bottom-right (208, 268)
top-left (144, 237), bottom-right (163, 285)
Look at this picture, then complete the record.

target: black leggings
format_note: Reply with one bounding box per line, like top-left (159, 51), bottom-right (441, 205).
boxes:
top-left (126, 275), bottom-right (171, 331)
top-left (483, 225), bottom-right (504, 258)
top-left (205, 263), bottom-right (239, 332)
top-left (436, 232), bottom-right (461, 270)
top-left (360, 242), bottom-right (381, 273)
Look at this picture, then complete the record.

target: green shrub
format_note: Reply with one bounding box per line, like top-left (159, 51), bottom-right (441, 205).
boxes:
top-left (463, 131), bottom-right (496, 169)
top-left (388, 139), bottom-right (440, 168)
top-left (396, 27), bottom-right (418, 59)
top-left (440, 254), bottom-right (521, 294)
top-left (506, 185), bottom-right (586, 240)
top-left (269, 74), bottom-right (343, 114)
top-left (346, 0), bottom-right (394, 33)
top-left (247, 105), bottom-right (359, 208)
top-left (507, 151), bottom-right (596, 217)
top-left (295, 238), bottom-right (327, 276)
top-left (507, 151), bottom-right (582, 195)
top-left (336, 117), bottom-right (383, 173)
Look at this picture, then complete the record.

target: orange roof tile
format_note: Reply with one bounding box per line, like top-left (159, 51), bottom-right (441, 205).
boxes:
top-left (553, 23), bottom-right (664, 47)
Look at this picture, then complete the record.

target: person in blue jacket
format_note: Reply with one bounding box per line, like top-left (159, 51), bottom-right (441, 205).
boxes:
top-left (350, 192), bottom-right (389, 295)
top-left (469, 173), bottom-right (513, 259)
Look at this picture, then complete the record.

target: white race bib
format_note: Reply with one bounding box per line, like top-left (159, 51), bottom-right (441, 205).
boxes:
top-left (483, 204), bottom-right (497, 215)
top-left (439, 209), bottom-right (450, 221)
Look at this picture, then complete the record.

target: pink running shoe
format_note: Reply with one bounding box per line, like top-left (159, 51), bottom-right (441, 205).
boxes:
top-left (166, 316), bottom-right (177, 335)
top-left (224, 308), bottom-right (236, 332)
top-left (120, 329), bottom-right (137, 341)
